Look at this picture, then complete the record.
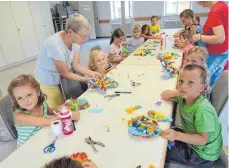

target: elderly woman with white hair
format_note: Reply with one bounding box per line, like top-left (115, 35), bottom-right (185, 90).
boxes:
top-left (34, 14), bottom-right (100, 107)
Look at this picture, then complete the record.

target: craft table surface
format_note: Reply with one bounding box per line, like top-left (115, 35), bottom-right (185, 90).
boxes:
top-left (121, 29), bottom-right (183, 67)
top-left (0, 29), bottom-right (183, 168)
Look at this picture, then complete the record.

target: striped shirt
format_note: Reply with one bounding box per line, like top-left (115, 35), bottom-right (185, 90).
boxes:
top-left (15, 102), bottom-right (48, 147)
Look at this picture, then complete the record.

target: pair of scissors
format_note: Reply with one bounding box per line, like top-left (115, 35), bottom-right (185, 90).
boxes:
top-left (85, 137), bottom-right (105, 153)
top-left (43, 136), bottom-right (58, 153)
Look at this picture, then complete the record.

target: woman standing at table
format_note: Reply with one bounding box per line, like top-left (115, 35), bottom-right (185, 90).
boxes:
top-left (34, 14), bottom-right (100, 107)
top-left (192, 1), bottom-right (228, 86)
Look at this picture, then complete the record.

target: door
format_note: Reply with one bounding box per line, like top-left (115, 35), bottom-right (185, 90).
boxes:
top-left (10, 1), bottom-right (40, 58)
top-left (29, 1), bottom-right (46, 50)
top-left (78, 1), bottom-right (96, 39)
top-left (40, 2), bottom-right (55, 37)
top-left (0, 45), bottom-right (6, 68)
top-left (0, 2), bottom-right (25, 65)
top-left (29, 2), bottom-right (54, 50)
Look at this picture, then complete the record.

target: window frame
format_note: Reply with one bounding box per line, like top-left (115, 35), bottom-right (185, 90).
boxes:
top-left (164, 1), bottom-right (192, 16)
top-left (110, 1), bottom-right (133, 21)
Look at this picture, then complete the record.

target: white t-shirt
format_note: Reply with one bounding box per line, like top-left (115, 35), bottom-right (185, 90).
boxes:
top-left (34, 32), bottom-right (80, 85)
top-left (126, 37), bottom-right (144, 53)
top-left (109, 43), bottom-right (123, 57)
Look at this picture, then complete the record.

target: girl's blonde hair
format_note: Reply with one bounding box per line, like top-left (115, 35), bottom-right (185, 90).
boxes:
top-left (186, 46), bottom-right (208, 61)
top-left (180, 9), bottom-right (197, 24)
top-left (88, 50), bottom-right (104, 71)
top-left (180, 9), bottom-right (194, 20)
top-left (179, 30), bottom-right (192, 41)
top-left (133, 24), bottom-right (141, 32)
top-left (7, 74), bottom-right (46, 111)
top-left (65, 13), bottom-right (91, 32)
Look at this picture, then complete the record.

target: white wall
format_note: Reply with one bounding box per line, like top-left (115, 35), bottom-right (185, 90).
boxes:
top-left (95, 1), bottom-right (213, 37)
top-left (133, 1), bottom-right (164, 17)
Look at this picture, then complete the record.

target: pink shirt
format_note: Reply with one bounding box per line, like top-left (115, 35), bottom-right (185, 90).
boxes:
top-left (181, 43), bottom-right (193, 69)
top-left (183, 43), bottom-right (193, 56)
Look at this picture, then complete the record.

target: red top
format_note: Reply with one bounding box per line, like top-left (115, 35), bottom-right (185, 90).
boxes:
top-left (202, 1), bottom-right (228, 54)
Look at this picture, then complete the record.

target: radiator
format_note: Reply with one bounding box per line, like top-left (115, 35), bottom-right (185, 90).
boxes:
top-left (111, 22), bottom-right (132, 36)
top-left (164, 20), bottom-right (182, 29)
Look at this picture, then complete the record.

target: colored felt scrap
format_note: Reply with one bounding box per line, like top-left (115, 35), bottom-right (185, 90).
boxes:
top-left (125, 105), bottom-right (142, 114)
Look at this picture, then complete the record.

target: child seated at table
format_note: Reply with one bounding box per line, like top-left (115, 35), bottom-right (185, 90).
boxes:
top-left (149, 16), bottom-right (160, 34)
top-left (109, 28), bottom-right (126, 65)
top-left (7, 75), bottom-right (80, 147)
top-left (141, 24), bottom-right (158, 42)
top-left (180, 30), bottom-right (193, 55)
top-left (182, 46), bottom-right (211, 99)
top-left (43, 156), bottom-right (97, 168)
top-left (89, 47), bottom-right (115, 74)
top-left (179, 30), bottom-right (194, 68)
top-left (161, 64), bottom-right (222, 167)
top-left (126, 24), bottom-right (144, 54)
top-left (174, 9), bottom-right (196, 38)
top-left (182, 46), bottom-right (208, 69)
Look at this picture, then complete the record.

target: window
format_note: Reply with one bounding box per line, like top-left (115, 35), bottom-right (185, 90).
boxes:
top-left (164, 1), bottom-right (192, 15)
top-left (110, 1), bottom-right (133, 20)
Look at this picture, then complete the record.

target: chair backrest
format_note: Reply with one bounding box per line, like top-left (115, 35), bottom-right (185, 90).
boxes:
top-left (60, 77), bottom-right (88, 101)
top-left (90, 45), bottom-right (102, 52)
top-left (0, 95), bottom-right (17, 141)
top-left (66, 6), bottom-right (74, 17)
top-left (56, 4), bottom-right (67, 17)
top-left (211, 70), bottom-right (228, 116)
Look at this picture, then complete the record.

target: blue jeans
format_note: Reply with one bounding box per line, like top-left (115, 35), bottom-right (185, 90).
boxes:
top-left (207, 50), bottom-right (228, 86)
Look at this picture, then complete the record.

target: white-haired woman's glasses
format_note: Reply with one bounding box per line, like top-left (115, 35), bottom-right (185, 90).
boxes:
top-left (73, 30), bottom-right (89, 41)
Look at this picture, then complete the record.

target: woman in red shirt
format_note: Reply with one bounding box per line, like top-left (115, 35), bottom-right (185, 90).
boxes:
top-left (192, 1), bottom-right (228, 86)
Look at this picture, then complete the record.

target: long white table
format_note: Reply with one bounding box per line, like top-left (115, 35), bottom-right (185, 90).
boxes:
top-left (0, 29), bottom-right (182, 168)
top-left (121, 30), bottom-right (183, 68)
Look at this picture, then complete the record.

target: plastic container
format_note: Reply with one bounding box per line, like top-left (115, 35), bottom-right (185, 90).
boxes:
top-left (59, 106), bottom-right (74, 135)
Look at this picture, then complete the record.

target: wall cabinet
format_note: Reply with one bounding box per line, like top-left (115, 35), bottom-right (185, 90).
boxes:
top-left (29, 2), bottom-right (54, 50)
top-left (0, 1), bottom-right (54, 70)
top-left (0, 2), bottom-right (25, 65)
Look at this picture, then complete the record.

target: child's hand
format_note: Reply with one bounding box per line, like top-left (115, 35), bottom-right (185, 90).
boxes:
top-left (89, 71), bottom-right (102, 79)
top-left (161, 129), bottom-right (178, 141)
top-left (122, 41), bottom-right (127, 46)
top-left (119, 57), bottom-right (125, 62)
top-left (173, 32), bottom-right (179, 38)
top-left (105, 66), bottom-right (116, 74)
top-left (48, 115), bottom-right (60, 125)
top-left (82, 161), bottom-right (97, 168)
top-left (192, 34), bottom-right (201, 43)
